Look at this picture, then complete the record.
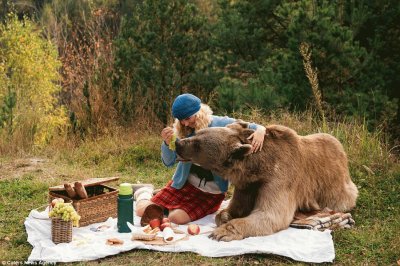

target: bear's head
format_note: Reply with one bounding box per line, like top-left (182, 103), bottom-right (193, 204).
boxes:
top-left (175, 121), bottom-right (254, 175)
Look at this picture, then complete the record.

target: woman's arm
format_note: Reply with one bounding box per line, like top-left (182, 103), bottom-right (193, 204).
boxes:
top-left (213, 115), bottom-right (266, 153)
top-left (161, 142), bottom-right (177, 167)
top-left (247, 125), bottom-right (266, 153)
top-left (161, 127), bottom-right (177, 167)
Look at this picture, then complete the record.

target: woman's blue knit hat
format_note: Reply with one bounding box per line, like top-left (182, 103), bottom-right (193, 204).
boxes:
top-left (172, 93), bottom-right (201, 120)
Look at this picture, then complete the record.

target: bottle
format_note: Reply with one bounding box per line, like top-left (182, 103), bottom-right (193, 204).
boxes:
top-left (117, 183), bottom-right (134, 233)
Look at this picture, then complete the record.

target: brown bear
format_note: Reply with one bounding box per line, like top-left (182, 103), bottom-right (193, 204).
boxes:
top-left (175, 121), bottom-right (358, 241)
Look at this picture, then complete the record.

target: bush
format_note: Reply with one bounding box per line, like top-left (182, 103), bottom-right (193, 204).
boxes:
top-left (0, 14), bottom-right (67, 152)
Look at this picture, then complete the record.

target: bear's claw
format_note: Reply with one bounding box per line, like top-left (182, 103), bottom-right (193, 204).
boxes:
top-left (209, 223), bottom-right (244, 242)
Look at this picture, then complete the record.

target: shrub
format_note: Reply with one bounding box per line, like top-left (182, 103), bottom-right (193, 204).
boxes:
top-left (0, 14), bottom-right (67, 152)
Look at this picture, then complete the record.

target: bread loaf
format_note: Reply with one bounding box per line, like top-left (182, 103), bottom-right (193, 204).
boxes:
top-left (106, 238), bottom-right (124, 245)
top-left (74, 181), bottom-right (88, 199)
top-left (64, 183), bottom-right (77, 199)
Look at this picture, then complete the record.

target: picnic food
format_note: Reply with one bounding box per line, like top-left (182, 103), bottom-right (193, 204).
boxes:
top-left (149, 218), bottom-right (161, 229)
top-left (74, 181), bottom-right (88, 199)
top-left (163, 227), bottom-right (175, 241)
top-left (160, 222), bottom-right (171, 231)
top-left (143, 224), bottom-right (160, 234)
top-left (106, 238), bottom-right (124, 245)
top-left (131, 233), bottom-right (156, 241)
top-left (50, 198), bottom-right (64, 208)
top-left (169, 133), bottom-right (177, 151)
top-left (131, 225), bottom-right (160, 241)
top-left (49, 202), bottom-right (80, 227)
top-left (187, 224), bottom-right (200, 235)
top-left (64, 183), bottom-right (77, 199)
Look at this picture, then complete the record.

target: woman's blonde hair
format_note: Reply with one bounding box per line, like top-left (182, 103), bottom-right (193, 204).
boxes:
top-left (173, 103), bottom-right (213, 138)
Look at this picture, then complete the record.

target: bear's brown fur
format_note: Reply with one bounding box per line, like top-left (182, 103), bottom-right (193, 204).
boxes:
top-left (175, 122), bottom-right (358, 241)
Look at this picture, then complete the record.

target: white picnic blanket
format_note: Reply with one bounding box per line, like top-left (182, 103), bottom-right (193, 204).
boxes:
top-left (24, 201), bottom-right (335, 263)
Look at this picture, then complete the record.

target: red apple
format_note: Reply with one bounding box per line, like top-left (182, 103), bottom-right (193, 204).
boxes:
top-left (149, 218), bottom-right (161, 229)
top-left (162, 217), bottom-right (170, 224)
top-left (187, 224), bottom-right (200, 235)
top-left (160, 222), bottom-right (171, 231)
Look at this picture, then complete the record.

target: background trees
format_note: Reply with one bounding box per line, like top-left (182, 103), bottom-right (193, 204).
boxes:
top-left (0, 0), bottom-right (399, 150)
top-left (352, 0), bottom-right (400, 129)
top-left (114, 0), bottom-right (218, 125)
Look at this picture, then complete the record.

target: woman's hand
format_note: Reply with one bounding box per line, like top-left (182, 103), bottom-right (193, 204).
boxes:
top-left (161, 127), bottom-right (174, 146)
top-left (247, 125), bottom-right (266, 153)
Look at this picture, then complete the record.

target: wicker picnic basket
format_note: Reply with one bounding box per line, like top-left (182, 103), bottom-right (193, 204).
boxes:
top-left (48, 177), bottom-right (119, 227)
top-left (51, 218), bottom-right (72, 244)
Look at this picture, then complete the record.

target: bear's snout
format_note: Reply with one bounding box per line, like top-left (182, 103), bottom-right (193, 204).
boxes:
top-left (175, 139), bottom-right (183, 155)
top-left (175, 139), bottom-right (190, 162)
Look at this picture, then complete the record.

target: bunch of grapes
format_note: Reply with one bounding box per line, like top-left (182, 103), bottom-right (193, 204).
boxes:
top-left (49, 202), bottom-right (81, 227)
top-left (169, 133), bottom-right (177, 151)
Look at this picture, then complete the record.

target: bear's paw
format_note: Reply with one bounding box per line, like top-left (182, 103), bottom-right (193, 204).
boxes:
top-left (209, 222), bottom-right (244, 242)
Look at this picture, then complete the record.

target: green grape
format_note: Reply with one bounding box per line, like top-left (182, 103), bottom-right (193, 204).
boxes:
top-left (169, 133), bottom-right (177, 151)
top-left (49, 201), bottom-right (80, 226)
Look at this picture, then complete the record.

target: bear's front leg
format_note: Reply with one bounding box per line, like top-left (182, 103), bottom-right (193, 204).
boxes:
top-left (215, 182), bottom-right (261, 226)
top-left (211, 194), bottom-right (297, 241)
top-left (215, 209), bottom-right (232, 226)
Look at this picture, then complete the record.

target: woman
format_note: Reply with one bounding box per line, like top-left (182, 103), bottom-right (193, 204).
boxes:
top-left (135, 93), bottom-right (266, 224)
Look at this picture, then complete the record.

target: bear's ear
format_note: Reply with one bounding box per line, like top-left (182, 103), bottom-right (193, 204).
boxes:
top-left (223, 144), bottom-right (252, 167)
top-left (236, 119), bottom-right (249, 129)
top-left (265, 126), bottom-right (285, 139)
top-left (230, 144), bottom-right (252, 160)
top-left (227, 120), bottom-right (250, 130)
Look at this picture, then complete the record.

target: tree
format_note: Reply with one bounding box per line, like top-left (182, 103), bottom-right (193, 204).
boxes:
top-left (211, 0), bottom-right (282, 113)
top-left (114, 0), bottom-right (220, 125)
top-left (0, 14), bottom-right (67, 149)
top-left (351, 0), bottom-right (400, 130)
top-left (257, 0), bottom-right (369, 113)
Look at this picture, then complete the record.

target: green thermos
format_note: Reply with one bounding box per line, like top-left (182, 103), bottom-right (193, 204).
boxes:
top-left (117, 183), bottom-right (134, 233)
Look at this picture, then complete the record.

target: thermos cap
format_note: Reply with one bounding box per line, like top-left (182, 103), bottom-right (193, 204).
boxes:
top-left (119, 183), bottom-right (133, 195)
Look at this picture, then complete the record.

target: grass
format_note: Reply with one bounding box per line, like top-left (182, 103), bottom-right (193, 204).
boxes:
top-left (0, 112), bottom-right (399, 265)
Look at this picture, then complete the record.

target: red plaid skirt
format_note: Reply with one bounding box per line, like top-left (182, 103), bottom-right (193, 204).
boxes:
top-left (151, 180), bottom-right (226, 221)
